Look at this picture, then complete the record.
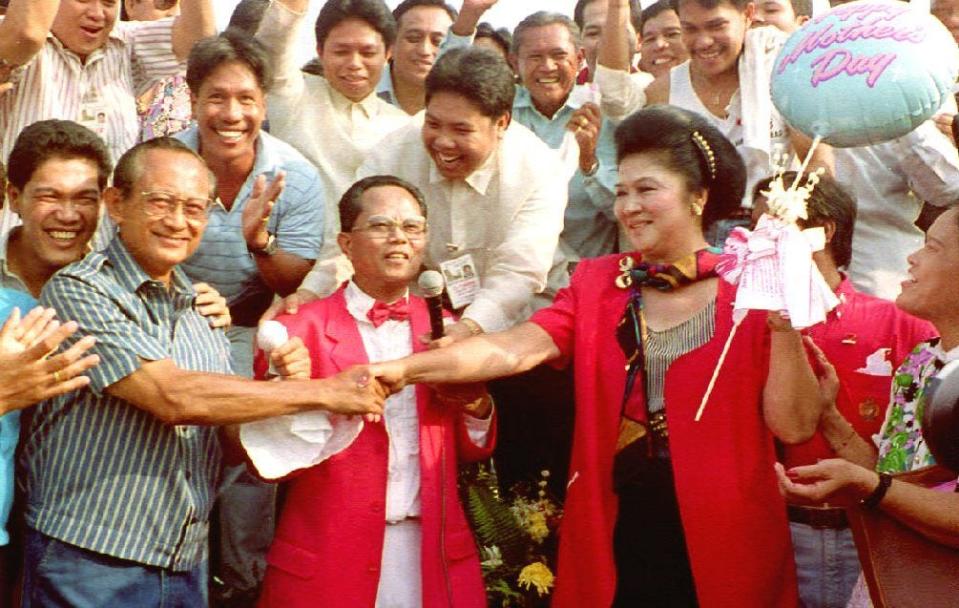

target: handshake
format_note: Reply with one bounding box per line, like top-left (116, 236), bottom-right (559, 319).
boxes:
top-left (264, 334), bottom-right (491, 421)
top-left (333, 362), bottom-right (492, 422)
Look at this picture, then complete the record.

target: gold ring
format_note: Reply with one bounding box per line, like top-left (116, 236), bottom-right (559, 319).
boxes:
top-left (53, 370), bottom-right (62, 383)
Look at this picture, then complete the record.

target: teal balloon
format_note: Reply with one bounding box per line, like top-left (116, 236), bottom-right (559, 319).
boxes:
top-left (771, 0), bottom-right (959, 148)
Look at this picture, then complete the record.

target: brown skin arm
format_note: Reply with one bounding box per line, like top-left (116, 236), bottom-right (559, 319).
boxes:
top-left (369, 322), bottom-right (560, 393)
top-left (242, 173), bottom-right (316, 296)
top-left (644, 75), bottom-right (670, 105)
top-left (776, 459), bottom-right (959, 549)
top-left (597, 0), bottom-right (633, 72)
top-left (762, 313), bottom-right (823, 444)
top-left (0, 0), bottom-right (60, 66)
top-left (106, 358), bottom-right (384, 425)
top-left (171, 0), bottom-right (215, 61)
top-left (451, 0), bottom-right (498, 36)
top-left (804, 336), bottom-right (878, 468)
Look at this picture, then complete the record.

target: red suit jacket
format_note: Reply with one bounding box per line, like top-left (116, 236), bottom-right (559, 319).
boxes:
top-left (530, 254), bottom-right (800, 608)
top-left (254, 288), bottom-right (493, 608)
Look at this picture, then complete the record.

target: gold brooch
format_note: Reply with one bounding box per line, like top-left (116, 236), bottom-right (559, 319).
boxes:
top-left (615, 256), bottom-right (635, 289)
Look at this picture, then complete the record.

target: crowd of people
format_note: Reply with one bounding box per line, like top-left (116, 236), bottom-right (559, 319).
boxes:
top-left (0, 0), bottom-right (958, 606)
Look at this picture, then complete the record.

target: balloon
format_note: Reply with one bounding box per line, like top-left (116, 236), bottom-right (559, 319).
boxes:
top-left (771, 0), bottom-right (959, 148)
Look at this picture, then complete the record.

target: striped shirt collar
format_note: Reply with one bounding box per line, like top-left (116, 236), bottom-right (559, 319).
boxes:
top-left (44, 23), bottom-right (127, 64)
top-left (104, 235), bottom-right (196, 300)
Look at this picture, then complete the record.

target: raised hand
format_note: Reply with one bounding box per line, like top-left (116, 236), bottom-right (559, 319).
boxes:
top-left (802, 335), bottom-right (839, 413)
top-left (453, 0), bottom-right (499, 35)
top-left (193, 282), bottom-right (231, 328)
top-left (242, 172), bottom-right (286, 251)
top-left (567, 103), bottom-right (602, 174)
top-left (0, 307), bottom-right (100, 414)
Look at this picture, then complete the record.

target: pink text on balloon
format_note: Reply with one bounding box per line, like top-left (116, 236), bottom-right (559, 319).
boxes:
top-left (809, 48), bottom-right (896, 87)
top-left (777, 2), bottom-right (926, 88)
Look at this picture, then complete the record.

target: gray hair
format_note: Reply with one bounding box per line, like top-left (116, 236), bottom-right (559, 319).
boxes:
top-left (511, 11), bottom-right (581, 55)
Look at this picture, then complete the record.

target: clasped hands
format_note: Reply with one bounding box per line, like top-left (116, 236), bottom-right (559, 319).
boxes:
top-left (268, 342), bottom-right (489, 421)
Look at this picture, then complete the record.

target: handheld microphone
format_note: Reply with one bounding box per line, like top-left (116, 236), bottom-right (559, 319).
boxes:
top-left (417, 270), bottom-right (446, 340)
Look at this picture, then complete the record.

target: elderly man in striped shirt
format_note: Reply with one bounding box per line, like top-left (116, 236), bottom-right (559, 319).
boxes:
top-left (0, 0), bottom-right (216, 240)
top-left (19, 137), bottom-right (386, 607)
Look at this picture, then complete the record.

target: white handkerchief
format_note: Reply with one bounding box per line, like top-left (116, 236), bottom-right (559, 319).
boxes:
top-left (240, 412), bottom-right (363, 480)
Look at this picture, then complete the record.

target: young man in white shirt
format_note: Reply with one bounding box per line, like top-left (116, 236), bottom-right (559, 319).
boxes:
top-left (256, 0), bottom-right (408, 295)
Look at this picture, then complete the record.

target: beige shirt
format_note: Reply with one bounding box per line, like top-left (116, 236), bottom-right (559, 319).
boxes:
top-left (300, 121), bottom-right (568, 332)
top-left (256, 1), bottom-right (410, 285)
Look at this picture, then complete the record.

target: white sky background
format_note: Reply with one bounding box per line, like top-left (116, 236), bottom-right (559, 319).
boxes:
top-left (215, 0), bottom-right (579, 65)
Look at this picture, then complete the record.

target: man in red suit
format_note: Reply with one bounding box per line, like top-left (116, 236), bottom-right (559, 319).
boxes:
top-left (242, 174), bottom-right (494, 608)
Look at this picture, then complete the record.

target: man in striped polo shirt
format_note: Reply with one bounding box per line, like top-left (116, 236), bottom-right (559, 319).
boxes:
top-left (19, 137), bottom-right (386, 607)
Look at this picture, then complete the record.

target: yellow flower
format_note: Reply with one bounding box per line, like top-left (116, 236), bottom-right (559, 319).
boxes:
top-left (525, 510), bottom-right (550, 544)
top-left (517, 562), bottom-right (554, 597)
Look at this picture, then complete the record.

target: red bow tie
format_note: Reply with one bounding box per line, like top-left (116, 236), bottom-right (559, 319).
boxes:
top-left (367, 299), bottom-right (410, 327)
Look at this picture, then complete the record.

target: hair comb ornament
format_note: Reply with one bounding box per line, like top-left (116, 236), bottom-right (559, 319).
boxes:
top-left (690, 131), bottom-right (716, 181)
top-left (760, 151), bottom-right (826, 225)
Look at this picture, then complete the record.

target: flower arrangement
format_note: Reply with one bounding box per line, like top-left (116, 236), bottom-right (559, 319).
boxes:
top-left (460, 464), bottom-right (562, 607)
top-left (759, 151), bottom-right (825, 225)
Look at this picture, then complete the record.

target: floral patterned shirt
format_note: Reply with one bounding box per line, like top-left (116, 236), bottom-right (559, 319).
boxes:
top-left (875, 339), bottom-right (959, 473)
top-left (137, 74), bottom-right (192, 141)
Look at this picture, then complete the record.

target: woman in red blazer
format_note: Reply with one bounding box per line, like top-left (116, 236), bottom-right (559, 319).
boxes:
top-left (372, 106), bottom-right (825, 607)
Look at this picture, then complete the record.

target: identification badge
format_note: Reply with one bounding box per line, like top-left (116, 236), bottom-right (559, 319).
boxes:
top-left (439, 254), bottom-right (479, 310)
top-left (78, 89), bottom-right (109, 139)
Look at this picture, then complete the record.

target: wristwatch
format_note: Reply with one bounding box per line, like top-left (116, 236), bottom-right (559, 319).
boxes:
top-left (250, 232), bottom-right (279, 257)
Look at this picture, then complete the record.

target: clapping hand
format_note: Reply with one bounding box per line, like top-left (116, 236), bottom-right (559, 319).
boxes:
top-left (803, 336), bottom-right (840, 414)
top-left (0, 307), bottom-right (100, 414)
top-left (567, 103), bottom-right (602, 174)
top-left (242, 172), bottom-right (285, 251)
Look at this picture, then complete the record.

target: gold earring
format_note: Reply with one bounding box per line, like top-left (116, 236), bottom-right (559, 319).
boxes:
top-left (691, 202), bottom-right (703, 216)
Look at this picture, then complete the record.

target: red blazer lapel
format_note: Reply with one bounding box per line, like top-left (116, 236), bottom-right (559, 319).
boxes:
top-left (324, 288), bottom-right (370, 372)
